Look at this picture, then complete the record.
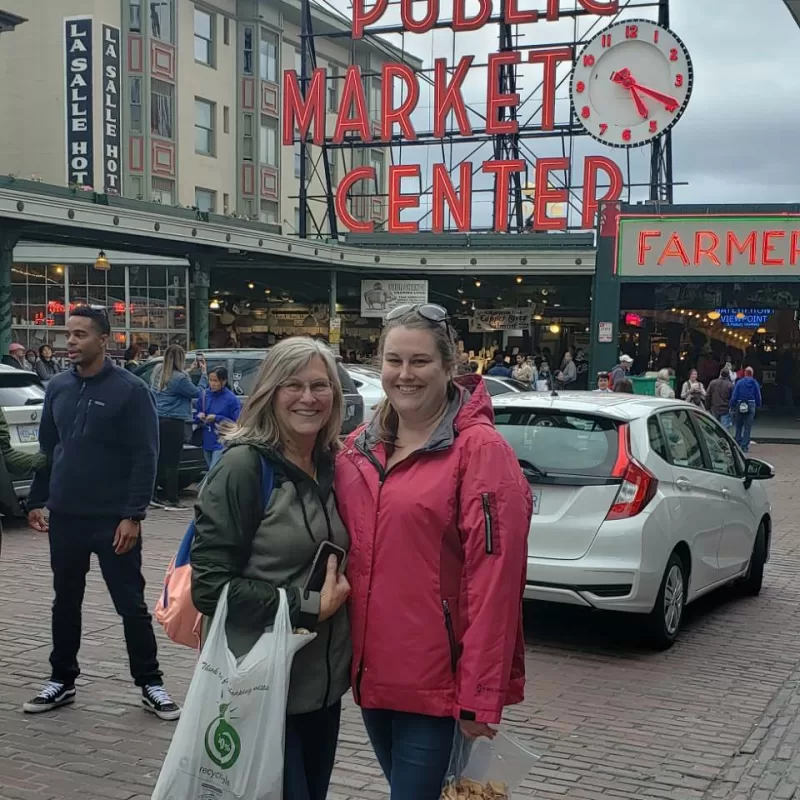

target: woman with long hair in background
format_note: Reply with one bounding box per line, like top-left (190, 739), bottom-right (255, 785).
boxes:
top-left (150, 345), bottom-right (207, 509)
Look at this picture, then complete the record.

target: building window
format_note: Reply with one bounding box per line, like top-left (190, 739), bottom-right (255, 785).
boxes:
top-left (128, 174), bottom-right (143, 200)
top-left (223, 105), bottom-right (230, 134)
top-left (328, 65), bottom-right (338, 111)
top-left (243, 27), bottom-right (253, 74)
top-left (195, 188), bottom-right (216, 212)
top-left (223, 193), bottom-right (230, 213)
top-left (370, 76), bottom-right (382, 119)
top-left (194, 8), bottom-right (214, 66)
top-left (130, 0), bottom-right (142, 31)
top-left (149, 0), bottom-right (172, 43)
top-left (260, 115), bottom-right (278, 167)
top-left (242, 198), bottom-right (254, 216)
top-left (259, 30), bottom-right (277, 82)
top-left (151, 78), bottom-right (174, 138)
top-left (328, 150), bottom-right (338, 186)
top-left (260, 200), bottom-right (279, 224)
top-left (151, 177), bottom-right (174, 205)
top-left (223, 16), bottom-right (230, 46)
top-left (129, 77), bottom-right (142, 133)
top-left (128, 264), bottom-right (189, 344)
top-left (195, 98), bottom-right (215, 155)
top-left (370, 150), bottom-right (384, 193)
top-left (242, 112), bottom-right (254, 160)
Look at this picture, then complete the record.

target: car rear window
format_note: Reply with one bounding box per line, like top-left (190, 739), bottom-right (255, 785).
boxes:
top-left (0, 375), bottom-right (46, 407)
top-left (336, 364), bottom-right (357, 394)
top-left (494, 409), bottom-right (619, 476)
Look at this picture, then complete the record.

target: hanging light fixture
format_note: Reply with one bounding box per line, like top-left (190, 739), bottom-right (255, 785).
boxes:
top-left (533, 314), bottom-right (543, 321)
top-left (264, 288), bottom-right (271, 295)
top-left (757, 326), bottom-right (767, 334)
top-left (94, 250), bottom-right (110, 271)
top-left (549, 323), bottom-right (561, 334)
top-left (474, 279), bottom-right (481, 288)
top-left (209, 298), bottom-right (221, 311)
top-left (708, 310), bottom-right (721, 320)
top-left (248, 282), bottom-right (255, 289)
top-left (515, 276), bottom-right (523, 284)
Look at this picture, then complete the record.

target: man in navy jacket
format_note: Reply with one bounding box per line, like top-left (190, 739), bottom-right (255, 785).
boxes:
top-left (23, 307), bottom-right (181, 720)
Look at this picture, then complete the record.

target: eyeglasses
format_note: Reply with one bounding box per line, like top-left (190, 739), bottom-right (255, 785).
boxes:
top-left (385, 303), bottom-right (448, 326)
top-left (279, 379), bottom-right (334, 397)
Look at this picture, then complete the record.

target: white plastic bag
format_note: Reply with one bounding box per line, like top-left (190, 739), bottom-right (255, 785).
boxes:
top-left (441, 727), bottom-right (539, 799)
top-left (152, 585), bottom-right (314, 800)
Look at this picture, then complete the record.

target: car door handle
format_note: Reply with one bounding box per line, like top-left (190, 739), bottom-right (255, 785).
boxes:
top-left (675, 477), bottom-right (691, 491)
top-left (721, 488), bottom-right (732, 500)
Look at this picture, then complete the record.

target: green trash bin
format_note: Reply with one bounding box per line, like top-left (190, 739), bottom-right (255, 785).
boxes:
top-left (630, 376), bottom-right (676, 396)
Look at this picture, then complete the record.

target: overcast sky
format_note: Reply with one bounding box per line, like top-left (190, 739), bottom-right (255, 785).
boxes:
top-left (319, 0), bottom-right (800, 228)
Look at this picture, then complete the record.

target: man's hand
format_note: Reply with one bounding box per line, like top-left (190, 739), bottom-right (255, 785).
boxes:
top-left (113, 519), bottom-right (140, 555)
top-left (459, 720), bottom-right (497, 740)
top-left (28, 509), bottom-right (48, 533)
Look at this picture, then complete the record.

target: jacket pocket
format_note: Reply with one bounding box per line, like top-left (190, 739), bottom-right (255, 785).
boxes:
top-left (442, 600), bottom-right (459, 674)
top-left (481, 492), bottom-right (501, 555)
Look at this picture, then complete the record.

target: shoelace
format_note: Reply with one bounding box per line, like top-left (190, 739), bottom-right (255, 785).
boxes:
top-left (146, 685), bottom-right (173, 706)
top-left (38, 681), bottom-right (65, 700)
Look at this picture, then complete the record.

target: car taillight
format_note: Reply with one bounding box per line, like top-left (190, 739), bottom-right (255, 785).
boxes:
top-left (606, 424), bottom-right (658, 521)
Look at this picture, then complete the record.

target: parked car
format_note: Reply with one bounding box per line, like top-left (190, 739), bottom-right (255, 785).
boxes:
top-left (346, 365), bottom-right (383, 423)
top-left (135, 348), bottom-right (364, 487)
top-left (0, 366), bottom-right (47, 501)
top-left (482, 376), bottom-right (533, 396)
top-left (492, 391), bottom-right (774, 648)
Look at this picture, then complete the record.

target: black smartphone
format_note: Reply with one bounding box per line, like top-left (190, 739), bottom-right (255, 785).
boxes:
top-left (303, 541), bottom-right (347, 594)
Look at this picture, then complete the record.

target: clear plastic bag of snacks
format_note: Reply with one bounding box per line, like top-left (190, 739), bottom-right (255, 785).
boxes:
top-left (440, 727), bottom-right (539, 800)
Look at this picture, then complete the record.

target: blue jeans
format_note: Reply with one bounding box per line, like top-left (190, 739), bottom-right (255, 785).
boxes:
top-left (362, 709), bottom-right (456, 800)
top-left (203, 448), bottom-right (223, 469)
top-left (284, 701), bottom-right (341, 800)
top-left (714, 411), bottom-right (732, 431)
top-left (735, 404), bottom-right (756, 451)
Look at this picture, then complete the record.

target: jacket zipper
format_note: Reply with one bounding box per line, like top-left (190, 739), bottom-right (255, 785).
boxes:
top-left (442, 600), bottom-right (458, 674)
top-left (482, 493), bottom-right (494, 555)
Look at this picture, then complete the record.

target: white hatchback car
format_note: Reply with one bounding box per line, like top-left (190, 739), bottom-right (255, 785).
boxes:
top-left (492, 391), bottom-right (774, 648)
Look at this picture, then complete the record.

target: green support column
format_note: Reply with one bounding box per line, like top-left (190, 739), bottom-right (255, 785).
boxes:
top-left (0, 228), bottom-right (20, 356)
top-left (192, 259), bottom-right (211, 350)
top-left (588, 205), bottom-right (621, 382)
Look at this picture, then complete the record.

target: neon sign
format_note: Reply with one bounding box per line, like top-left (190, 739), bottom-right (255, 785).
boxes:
top-left (716, 309), bottom-right (773, 328)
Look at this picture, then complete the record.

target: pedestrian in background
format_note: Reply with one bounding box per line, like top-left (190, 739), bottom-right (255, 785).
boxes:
top-left (610, 354), bottom-right (633, 388)
top-left (681, 368), bottom-right (707, 408)
top-left (24, 349), bottom-right (38, 372)
top-left (613, 378), bottom-right (634, 394)
top-left (655, 368), bottom-right (675, 399)
top-left (336, 304), bottom-right (531, 800)
top-left (707, 368), bottom-right (734, 429)
top-left (485, 352), bottom-right (512, 378)
top-left (512, 354), bottom-right (533, 384)
top-left (24, 307), bottom-right (180, 720)
top-left (124, 344), bottom-right (141, 371)
top-left (194, 366), bottom-right (241, 469)
top-left (148, 343), bottom-right (160, 360)
top-left (730, 367), bottom-right (762, 453)
top-left (150, 346), bottom-right (208, 510)
top-left (191, 337), bottom-right (351, 800)
top-left (556, 351), bottom-right (577, 389)
top-left (594, 371), bottom-right (612, 393)
top-left (1, 342), bottom-right (27, 370)
top-left (35, 344), bottom-right (61, 382)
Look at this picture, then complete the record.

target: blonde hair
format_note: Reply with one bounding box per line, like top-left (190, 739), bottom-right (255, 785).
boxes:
top-left (657, 368), bottom-right (670, 382)
top-left (373, 309), bottom-right (457, 442)
top-left (225, 337), bottom-right (343, 452)
top-left (155, 344), bottom-right (186, 391)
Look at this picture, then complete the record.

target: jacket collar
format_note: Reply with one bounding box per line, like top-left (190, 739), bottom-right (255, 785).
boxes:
top-left (70, 358), bottom-right (114, 382)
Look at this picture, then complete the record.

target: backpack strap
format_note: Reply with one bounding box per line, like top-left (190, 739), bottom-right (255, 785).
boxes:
top-left (259, 454), bottom-right (275, 512)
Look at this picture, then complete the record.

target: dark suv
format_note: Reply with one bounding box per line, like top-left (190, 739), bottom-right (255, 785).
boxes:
top-left (134, 348), bottom-right (364, 487)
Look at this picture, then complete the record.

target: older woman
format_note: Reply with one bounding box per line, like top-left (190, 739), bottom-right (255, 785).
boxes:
top-left (190, 337), bottom-right (351, 800)
top-left (655, 368), bottom-right (675, 399)
top-left (336, 304), bottom-right (531, 800)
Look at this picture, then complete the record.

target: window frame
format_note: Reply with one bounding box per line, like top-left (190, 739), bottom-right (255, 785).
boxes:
top-left (194, 97), bottom-right (216, 156)
top-left (149, 0), bottom-right (173, 43)
top-left (130, 0), bottom-right (142, 31)
top-left (194, 187), bottom-right (216, 213)
top-left (193, 8), bottom-right (215, 67)
top-left (150, 78), bottom-right (174, 139)
top-left (129, 76), bottom-right (143, 133)
top-left (259, 29), bottom-right (278, 83)
top-left (654, 409), bottom-right (709, 473)
top-left (327, 64), bottom-right (339, 112)
top-left (690, 410), bottom-right (744, 479)
top-left (260, 115), bottom-right (278, 167)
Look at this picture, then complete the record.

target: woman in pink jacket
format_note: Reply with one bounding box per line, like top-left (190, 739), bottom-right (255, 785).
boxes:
top-left (336, 304), bottom-right (531, 799)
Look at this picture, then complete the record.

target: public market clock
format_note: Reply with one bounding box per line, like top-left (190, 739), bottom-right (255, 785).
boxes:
top-left (570, 19), bottom-right (693, 148)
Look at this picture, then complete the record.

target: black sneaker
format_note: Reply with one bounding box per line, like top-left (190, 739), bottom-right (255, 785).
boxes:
top-left (149, 497), bottom-right (166, 509)
top-left (142, 684), bottom-right (181, 721)
top-left (23, 681), bottom-right (76, 714)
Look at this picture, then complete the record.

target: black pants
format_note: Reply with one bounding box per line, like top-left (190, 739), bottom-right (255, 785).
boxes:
top-left (157, 417), bottom-right (185, 504)
top-left (283, 700), bottom-right (341, 800)
top-left (48, 512), bottom-right (162, 688)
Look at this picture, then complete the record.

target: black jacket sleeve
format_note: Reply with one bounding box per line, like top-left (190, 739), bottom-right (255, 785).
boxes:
top-left (190, 446), bottom-right (311, 631)
top-left (27, 385), bottom-right (59, 511)
top-left (121, 380), bottom-right (159, 518)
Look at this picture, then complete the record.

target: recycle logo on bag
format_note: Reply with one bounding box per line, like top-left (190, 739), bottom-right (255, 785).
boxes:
top-left (204, 703), bottom-right (242, 769)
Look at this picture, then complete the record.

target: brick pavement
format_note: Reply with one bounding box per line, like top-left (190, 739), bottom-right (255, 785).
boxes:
top-left (0, 443), bottom-right (798, 799)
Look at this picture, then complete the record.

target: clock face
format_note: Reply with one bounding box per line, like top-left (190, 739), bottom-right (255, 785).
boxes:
top-left (570, 19), bottom-right (693, 148)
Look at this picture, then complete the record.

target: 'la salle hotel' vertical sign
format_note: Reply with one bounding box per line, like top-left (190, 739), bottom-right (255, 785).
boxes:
top-left (64, 17), bottom-right (94, 188)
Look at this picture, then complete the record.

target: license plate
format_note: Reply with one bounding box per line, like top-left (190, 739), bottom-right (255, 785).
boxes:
top-left (531, 489), bottom-right (542, 515)
top-left (17, 425), bottom-right (39, 443)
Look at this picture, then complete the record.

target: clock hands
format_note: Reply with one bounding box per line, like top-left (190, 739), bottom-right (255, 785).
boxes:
top-left (611, 68), bottom-right (680, 113)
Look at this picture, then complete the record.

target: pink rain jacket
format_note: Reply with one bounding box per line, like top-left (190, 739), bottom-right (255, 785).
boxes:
top-left (336, 375), bottom-right (532, 724)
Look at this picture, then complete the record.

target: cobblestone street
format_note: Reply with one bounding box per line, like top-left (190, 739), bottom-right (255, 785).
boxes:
top-left (0, 443), bottom-right (797, 799)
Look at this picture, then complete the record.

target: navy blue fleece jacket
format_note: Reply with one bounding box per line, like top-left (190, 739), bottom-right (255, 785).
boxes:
top-left (28, 359), bottom-right (159, 519)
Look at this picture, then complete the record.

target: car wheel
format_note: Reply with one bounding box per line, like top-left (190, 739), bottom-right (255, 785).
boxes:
top-left (646, 551), bottom-right (686, 650)
top-left (739, 523), bottom-right (766, 596)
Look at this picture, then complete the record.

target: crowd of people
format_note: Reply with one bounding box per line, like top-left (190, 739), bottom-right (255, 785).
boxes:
top-left (18, 303), bottom-right (531, 800)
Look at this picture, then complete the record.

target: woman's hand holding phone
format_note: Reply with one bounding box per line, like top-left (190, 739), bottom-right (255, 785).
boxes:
top-left (319, 555), bottom-right (350, 621)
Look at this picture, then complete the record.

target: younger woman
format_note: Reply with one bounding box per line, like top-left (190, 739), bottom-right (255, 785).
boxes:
top-left (194, 366), bottom-right (241, 469)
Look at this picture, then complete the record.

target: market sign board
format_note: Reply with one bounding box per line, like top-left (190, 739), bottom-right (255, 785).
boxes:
top-left (360, 279), bottom-right (428, 318)
top-left (469, 308), bottom-right (531, 333)
top-left (716, 309), bottom-right (773, 328)
top-left (617, 215), bottom-right (800, 278)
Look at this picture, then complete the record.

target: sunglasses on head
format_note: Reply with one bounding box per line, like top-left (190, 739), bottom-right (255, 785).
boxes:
top-left (385, 303), bottom-right (448, 327)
